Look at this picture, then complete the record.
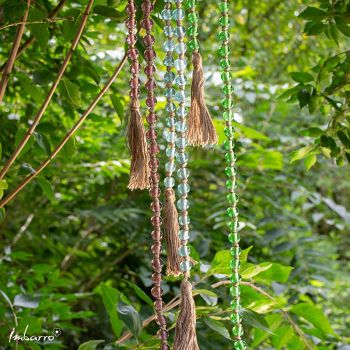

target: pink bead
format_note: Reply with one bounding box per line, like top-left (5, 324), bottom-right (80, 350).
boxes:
top-left (143, 34), bottom-right (155, 46)
top-left (149, 158), bottom-right (159, 169)
top-left (152, 273), bottom-right (162, 284)
top-left (150, 173), bottom-right (160, 183)
top-left (154, 300), bottom-right (164, 310)
top-left (158, 329), bottom-right (168, 341)
top-left (151, 259), bottom-right (162, 271)
top-left (129, 77), bottom-right (140, 89)
top-left (126, 3), bottom-right (136, 14)
top-left (141, 18), bottom-right (153, 29)
top-left (150, 201), bottom-right (161, 213)
top-left (145, 48), bottom-right (156, 61)
top-left (127, 48), bottom-right (138, 60)
top-left (151, 243), bottom-right (161, 255)
top-left (146, 96), bottom-right (157, 107)
top-left (146, 129), bottom-right (157, 139)
top-left (151, 286), bottom-right (162, 298)
top-left (125, 18), bottom-right (135, 29)
top-left (151, 215), bottom-right (161, 226)
top-left (146, 114), bottom-right (156, 124)
top-left (141, 2), bottom-right (154, 13)
top-left (149, 187), bottom-right (160, 198)
top-left (161, 345), bottom-right (169, 350)
top-left (144, 64), bottom-right (156, 76)
top-left (129, 90), bottom-right (139, 99)
top-left (145, 79), bottom-right (156, 90)
top-left (130, 63), bottom-right (140, 74)
top-left (151, 230), bottom-right (161, 240)
top-left (148, 143), bottom-right (160, 154)
top-left (126, 34), bottom-right (136, 45)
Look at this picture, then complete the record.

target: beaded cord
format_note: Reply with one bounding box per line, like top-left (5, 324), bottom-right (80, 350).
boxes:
top-left (172, 1), bottom-right (192, 274)
top-left (141, 1), bottom-right (169, 348)
top-left (186, 0), bottom-right (200, 52)
top-left (218, 0), bottom-right (246, 349)
top-left (162, 1), bottom-right (177, 197)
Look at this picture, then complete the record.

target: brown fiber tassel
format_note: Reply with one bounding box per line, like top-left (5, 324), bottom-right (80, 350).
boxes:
top-left (163, 189), bottom-right (182, 276)
top-left (187, 51), bottom-right (218, 146)
top-left (127, 100), bottom-right (150, 190)
top-left (173, 279), bottom-right (200, 350)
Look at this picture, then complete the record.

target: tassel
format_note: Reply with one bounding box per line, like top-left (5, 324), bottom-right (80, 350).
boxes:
top-left (173, 279), bottom-right (200, 350)
top-left (163, 189), bottom-right (182, 276)
top-left (127, 99), bottom-right (150, 190)
top-left (187, 51), bottom-right (218, 146)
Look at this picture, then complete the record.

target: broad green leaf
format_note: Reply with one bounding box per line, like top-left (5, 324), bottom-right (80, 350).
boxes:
top-left (18, 163), bottom-right (36, 175)
top-left (233, 122), bottom-right (270, 141)
top-left (299, 7), bottom-right (327, 20)
top-left (34, 132), bottom-right (51, 156)
top-left (124, 280), bottom-right (153, 307)
top-left (62, 136), bottom-right (76, 158)
top-left (29, 8), bottom-right (50, 49)
top-left (17, 73), bottom-right (43, 104)
top-left (301, 127), bottom-right (324, 137)
top-left (93, 6), bottom-right (127, 21)
top-left (254, 262), bottom-right (293, 283)
top-left (37, 177), bottom-right (55, 202)
top-left (193, 289), bottom-right (218, 306)
top-left (59, 79), bottom-right (81, 106)
top-left (252, 314), bottom-right (282, 347)
top-left (0, 180), bottom-right (8, 191)
top-left (78, 340), bottom-right (105, 350)
top-left (241, 309), bottom-right (272, 334)
top-left (291, 303), bottom-right (334, 335)
top-left (117, 301), bottom-right (142, 340)
top-left (110, 94), bottom-right (125, 124)
top-left (0, 208), bottom-right (5, 224)
top-left (305, 154), bottom-right (317, 170)
top-left (290, 145), bottom-right (314, 163)
top-left (297, 89), bottom-right (310, 108)
top-left (247, 299), bottom-right (277, 314)
top-left (271, 325), bottom-right (294, 350)
top-left (203, 318), bottom-right (231, 340)
top-left (290, 72), bottom-right (314, 83)
top-left (240, 263), bottom-right (272, 279)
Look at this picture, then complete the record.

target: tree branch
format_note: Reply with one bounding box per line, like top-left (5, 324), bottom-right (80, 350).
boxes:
top-left (0, 53), bottom-right (128, 208)
top-left (0, 0), bottom-right (30, 104)
top-left (0, 16), bottom-right (73, 31)
top-left (0, 0), bottom-right (94, 180)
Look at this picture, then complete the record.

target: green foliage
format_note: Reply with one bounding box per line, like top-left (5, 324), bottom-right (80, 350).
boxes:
top-left (0, 0), bottom-right (349, 349)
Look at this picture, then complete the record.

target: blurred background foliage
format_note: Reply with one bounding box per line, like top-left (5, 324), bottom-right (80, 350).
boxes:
top-left (0, 0), bottom-right (350, 349)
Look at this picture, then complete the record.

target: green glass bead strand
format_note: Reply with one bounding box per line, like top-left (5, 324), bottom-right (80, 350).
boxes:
top-left (218, 0), bottom-right (246, 349)
top-left (186, 0), bottom-right (200, 52)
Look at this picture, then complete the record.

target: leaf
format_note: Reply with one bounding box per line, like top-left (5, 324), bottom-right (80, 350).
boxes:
top-left (247, 299), bottom-right (277, 314)
top-left (337, 131), bottom-right (350, 149)
top-left (203, 318), bottom-right (231, 340)
top-left (305, 154), bottom-right (317, 170)
top-left (34, 132), bottom-right (51, 156)
top-left (290, 72), bottom-right (314, 83)
top-left (0, 142), bottom-right (2, 159)
top-left (301, 127), bottom-right (324, 137)
top-left (117, 301), bottom-right (142, 340)
top-left (110, 94), bottom-right (125, 124)
top-left (337, 24), bottom-right (350, 37)
top-left (297, 89), bottom-right (310, 108)
top-left (62, 136), bottom-right (76, 158)
top-left (99, 284), bottom-right (123, 337)
top-left (17, 73), bottom-right (43, 104)
top-left (0, 208), bottom-right (5, 224)
top-left (93, 6), bottom-right (127, 21)
top-left (240, 263), bottom-right (272, 279)
top-left (18, 163), bottom-right (36, 175)
top-left (37, 177), bottom-right (55, 202)
top-left (290, 145), bottom-right (314, 163)
top-left (124, 280), bottom-right (153, 307)
top-left (271, 325), bottom-right (294, 350)
top-left (241, 309), bottom-right (272, 334)
top-left (0, 180), bottom-right (8, 191)
top-left (14, 294), bottom-right (39, 309)
top-left (304, 21), bottom-right (327, 35)
top-left (78, 340), bottom-right (105, 350)
top-left (193, 289), bottom-right (218, 306)
top-left (254, 262), bottom-right (293, 283)
top-left (291, 303), bottom-right (334, 335)
top-left (29, 8), bottom-right (50, 49)
top-left (59, 79), bottom-right (81, 106)
top-left (207, 246), bottom-right (253, 276)
top-left (298, 7), bottom-right (327, 20)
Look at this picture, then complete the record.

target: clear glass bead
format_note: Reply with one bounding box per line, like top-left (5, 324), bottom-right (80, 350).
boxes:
top-left (163, 40), bottom-right (175, 51)
top-left (177, 198), bottom-right (189, 211)
top-left (178, 246), bottom-right (190, 257)
top-left (179, 230), bottom-right (190, 240)
top-left (166, 117), bottom-right (176, 127)
top-left (175, 75), bottom-right (187, 86)
top-left (164, 71), bottom-right (175, 83)
top-left (166, 132), bottom-right (176, 142)
top-left (163, 56), bottom-right (174, 67)
top-left (176, 152), bottom-right (188, 164)
top-left (177, 168), bottom-right (189, 179)
top-left (175, 42), bottom-right (187, 54)
top-left (164, 177), bottom-right (175, 188)
top-left (175, 91), bottom-right (186, 102)
top-left (161, 9), bottom-right (172, 20)
top-left (179, 215), bottom-right (190, 225)
top-left (178, 183), bottom-right (190, 194)
top-left (176, 137), bottom-right (187, 148)
top-left (176, 106), bottom-right (187, 117)
top-left (166, 147), bottom-right (176, 157)
top-left (166, 103), bottom-right (176, 113)
top-left (172, 9), bottom-right (185, 20)
top-left (180, 260), bottom-right (191, 272)
top-left (165, 162), bottom-right (176, 172)
top-left (174, 26), bottom-right (185, 37)
top-left (176, 121), bottom-right (187, 132)
top-left (165, 88), bottom-right (176, 98)
top-left (175, 59), bottom-right (187, 71)
top-left (164, 25), bottom-right (173, 36)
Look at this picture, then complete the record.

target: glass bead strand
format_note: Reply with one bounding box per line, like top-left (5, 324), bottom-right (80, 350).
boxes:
top-left (141, 1), bottom-right (169, 348)
top-left (186, 0), bottom-right (200, 52)
top-left (219, 1), bottom-right (246, 349)
top-left (173, 0), bottom-right (192, 274)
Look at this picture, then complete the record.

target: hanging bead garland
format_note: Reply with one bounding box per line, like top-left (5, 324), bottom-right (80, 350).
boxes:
top-left (141, 0), bottom-right (168, 348)
top-left (219, 0), bottom-right (246, 349)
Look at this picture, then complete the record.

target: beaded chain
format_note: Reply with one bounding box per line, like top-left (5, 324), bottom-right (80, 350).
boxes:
top-left (125, 0), bottom-right (140, 104)
top-left (186, 0), bottom-right (200, 52)
top-left (162, 2), bottom-right (177, 196)
top-left (141, 1), bottom-right (168, 348)
top-left (219, 1), bottom-right (246, 349)
top-left (172, 2), bottom-right (192, 274)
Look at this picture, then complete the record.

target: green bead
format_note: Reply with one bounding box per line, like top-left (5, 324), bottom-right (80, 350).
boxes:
top-left (227, 192), bottom-right (237, 204)
top-left (225, 166), bottom-right (235, 177)
top-left (232, 325), bottom-right (244, 337)
top-left (186, 0), bottom-right (197, 9)
top-left (234, 340), bottom-right (247, 350)
top-left (188, 39), bottom-right (200, 51)
top-left (230, 313), bottom-right (240, 323)
top-left (224, 139), bottom-right (233, 150)
top-left (218, 31), bottom-right (230, 41)
top-left (230, 259), bottom-right (240, 269)
top-left (230, 285), bottom-right (241, 297)
top-left (187, 25), bottom-right (199, 37)
top-left (223, 111), bottom-right (234, 121)
top-left (229, 232), bottom-right (240, 243)
top-left (226, 179), bottom-right (233, 189)
top-left (219, 2), bottom-right (229, 12)
top-left (220, 59), bottom-right (231, 69)
top-left (230, 299), bottom-right (241, 310)
top-left (219, 16), bottom-right (230, 26)
top-left (225, 152), bottom-right (236, 163)
top-left (219, 46), bottom-right (230, 57)
top-left (227, 207), bottom-right (238, 218)
top-left (223, 84), bottom-right (233, 94)
top-left (222, 98), bottom-right (234, 109)
top-left (230, 274), bottom-right (241, 283)
top-left (224, 126), bottom-right (234, 137)
top-left (188, 12), bottom-right (199, 23)
top-left (221, 71), bottom-right (232, 82)
top-left (231, 246), bottom-right (241, 256)
top-left (228, 220), bottom-right (238, 231)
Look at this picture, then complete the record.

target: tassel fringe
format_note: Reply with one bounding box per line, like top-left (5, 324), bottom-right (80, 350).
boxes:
top-left (164, 189), bottom-right (182, 277)
top-left (173, 279), bottom-right (200, 350)
top-left (188, 51), bottom-right (218, 146)
top-left (127, 100), bottom-right (150, 190)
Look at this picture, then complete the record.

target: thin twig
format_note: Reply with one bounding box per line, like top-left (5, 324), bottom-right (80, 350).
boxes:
top-left (0, 54), bottom-right (128, 208)
top-left (0, 0), bottom-right (94, 180)
top-left (0, 0), bottom-right (30, 104)
top-left (0, 17), bottom-right (73, 31)
top-left (0, 0), bottom-right (67, 73)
